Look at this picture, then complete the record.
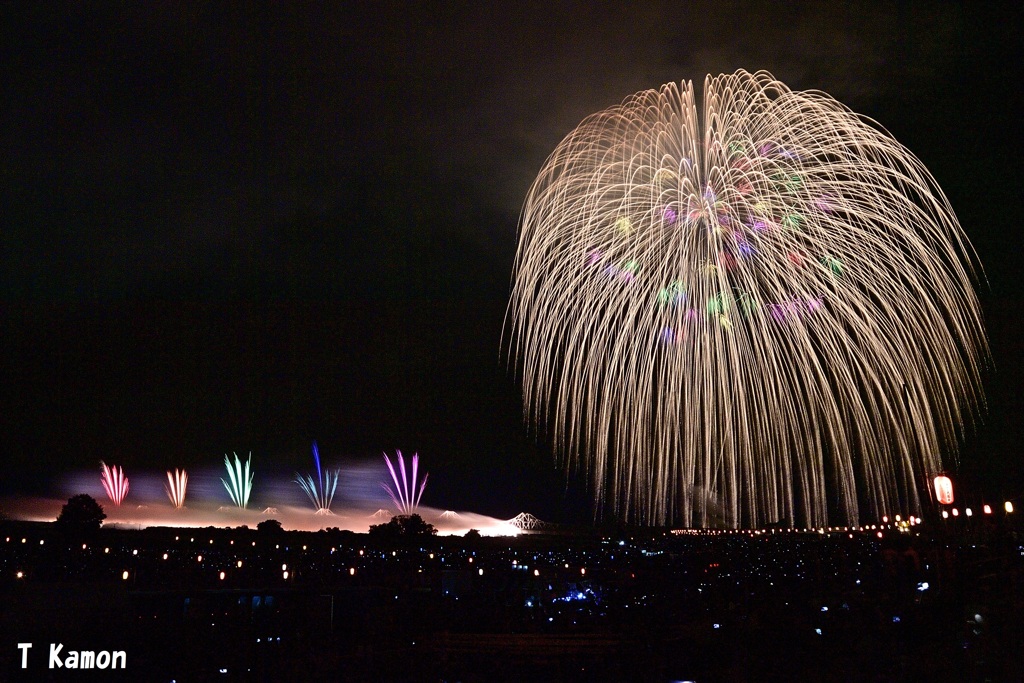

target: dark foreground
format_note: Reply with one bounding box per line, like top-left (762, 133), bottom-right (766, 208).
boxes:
top-left (0, 520), bottom-right (1021, 682)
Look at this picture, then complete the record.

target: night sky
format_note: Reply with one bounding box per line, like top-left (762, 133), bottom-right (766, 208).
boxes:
top-left (2, 3), bottom-right (1021, 522)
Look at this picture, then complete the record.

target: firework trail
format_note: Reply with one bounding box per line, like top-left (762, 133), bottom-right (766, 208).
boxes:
top-left (221, 453), bottom-right (253, 509)
top-left (165, 469), bottom-right (188, 509)
top-left (507, 70), bottom-right (986, 528)
top-left (100, 462), bottom-right (129, 506)
top-left (296, 441), bottom-right (339, 515)
top-left (382, 451), bottom-right (428, 515)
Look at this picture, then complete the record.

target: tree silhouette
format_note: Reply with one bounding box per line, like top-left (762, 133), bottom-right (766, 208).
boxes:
top-left (368, 514), bottom-right (437, 538)
top-left (257, 519), bottom-right (283, 534)
top-left (55, 494), bottom-right (106, 533)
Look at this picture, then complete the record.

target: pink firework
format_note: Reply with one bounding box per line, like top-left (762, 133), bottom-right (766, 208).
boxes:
top-left (381, 451), bottom-right (428, 515)
top-left (100, 461), bottom-right (129, 506)
top-left (165, 469), bottom-right (188, 509)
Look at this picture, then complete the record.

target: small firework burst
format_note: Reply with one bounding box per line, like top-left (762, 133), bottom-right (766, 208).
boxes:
top-left (165, 469), bottom-right (188, 509)
top-left (100, 462), bottom-right (129, 506)
top-left (295, 442), bottom-right (339, 515)
top-left (381, 451), bottom-right (428, 515)
top-left (221, 453), bottom-right (253, 509)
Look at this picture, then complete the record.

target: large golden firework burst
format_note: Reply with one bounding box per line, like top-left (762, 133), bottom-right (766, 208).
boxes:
top-left (507, 70), bottom-right (986, 528)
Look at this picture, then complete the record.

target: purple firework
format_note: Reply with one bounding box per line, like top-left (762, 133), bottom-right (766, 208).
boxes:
top-left (381, 450), bottom-right (428, 515)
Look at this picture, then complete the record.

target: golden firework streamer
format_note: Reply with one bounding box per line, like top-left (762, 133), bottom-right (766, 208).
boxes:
top-left (165, 469), bottom-right (188, 509)
top-left (507, 70), bottom-right (986, 528)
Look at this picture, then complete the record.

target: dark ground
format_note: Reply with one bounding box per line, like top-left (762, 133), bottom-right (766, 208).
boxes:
top-left (1, 514), bottom-right (1021, 682)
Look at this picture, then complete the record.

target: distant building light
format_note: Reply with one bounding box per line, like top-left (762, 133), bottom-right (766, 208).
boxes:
top-left (983, 504), bottom-right (993, 515)
top-left (1006, 501), bottom-right (1015, 514)
top-left (965, 508), bottom-right (973, 517)
top-left (122, 571), bottom-right (129, 580)
top-left (941, 511), bottom-right (949, 519)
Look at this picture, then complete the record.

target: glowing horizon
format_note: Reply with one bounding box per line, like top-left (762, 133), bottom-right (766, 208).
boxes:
top-left (508, 69), bottom-right (987, 528)
top-left (2, 495), bottom-right (521, 536)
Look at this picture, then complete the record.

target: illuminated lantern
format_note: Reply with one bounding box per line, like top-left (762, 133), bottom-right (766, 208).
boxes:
top-left (933, 475), bottom-right (954, 505)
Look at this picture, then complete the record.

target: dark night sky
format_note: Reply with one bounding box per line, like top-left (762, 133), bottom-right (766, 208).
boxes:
top-left (1, 2), bottom-right (1021, 521)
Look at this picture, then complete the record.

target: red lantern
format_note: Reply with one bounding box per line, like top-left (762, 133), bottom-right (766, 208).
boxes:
top-left (933, 475), bottom-right (954, 505)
